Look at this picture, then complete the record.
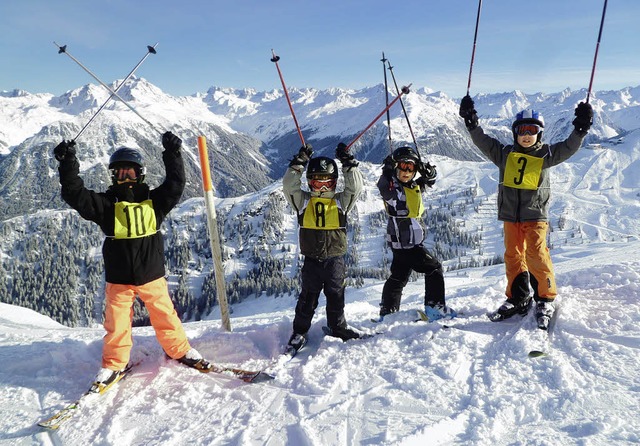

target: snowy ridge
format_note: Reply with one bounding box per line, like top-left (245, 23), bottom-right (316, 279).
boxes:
top-left (1, 240), bottom-right (639, 445)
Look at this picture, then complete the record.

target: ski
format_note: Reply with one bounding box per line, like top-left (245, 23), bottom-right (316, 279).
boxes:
top-left (187, 362), bottom-right (275, 383)
top-left (37, 363), bottom-right (136, 430)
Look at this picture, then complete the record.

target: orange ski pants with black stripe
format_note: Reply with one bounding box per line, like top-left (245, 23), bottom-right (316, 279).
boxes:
top-left (102, 277), bottom-right (191, 370)
top-left (503, 221), bottom-right (557, 300)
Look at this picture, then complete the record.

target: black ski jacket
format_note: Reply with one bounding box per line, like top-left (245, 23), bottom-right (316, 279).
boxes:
top-left (58, 149), bottom-right (185, 285)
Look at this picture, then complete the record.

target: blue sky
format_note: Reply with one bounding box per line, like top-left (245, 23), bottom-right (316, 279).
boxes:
top-left (1, 0), bottom-right (638, 99)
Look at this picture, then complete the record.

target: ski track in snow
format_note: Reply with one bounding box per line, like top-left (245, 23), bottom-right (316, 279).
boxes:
top-left (1, 242), bottom-right (640, 445)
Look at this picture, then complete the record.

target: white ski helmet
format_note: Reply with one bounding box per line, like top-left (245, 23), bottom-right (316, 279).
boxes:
top-left (512, 109), bottom-right (545, 143)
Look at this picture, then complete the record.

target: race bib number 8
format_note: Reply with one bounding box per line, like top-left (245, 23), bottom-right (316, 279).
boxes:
top-left (504, 152), bottom-right (543, 190)
top-left (114, 200), bottom-right (157, 239)
top-left (302, 198), bottom-right (342, 230)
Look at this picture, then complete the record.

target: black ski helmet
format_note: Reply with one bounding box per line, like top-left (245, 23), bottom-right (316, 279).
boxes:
top-left (108, 147), bottom-right (145, 183)
top-left (306, 156), bottom-right (338, 180)
top-left (512, 109), bottom-right (545, 143)
top-left (392, 146), bottom-right (420, 164)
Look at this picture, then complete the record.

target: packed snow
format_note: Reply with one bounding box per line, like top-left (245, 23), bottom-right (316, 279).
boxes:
top-left (1, 236), bottom-right (639, 445)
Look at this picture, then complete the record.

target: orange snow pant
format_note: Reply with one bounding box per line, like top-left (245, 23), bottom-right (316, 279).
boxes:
top-left (103, 277), bottom-right (191, 371)
top-left (503, 221), bottom-right (557, 300)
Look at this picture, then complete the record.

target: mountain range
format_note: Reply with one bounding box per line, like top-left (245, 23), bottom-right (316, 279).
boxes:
top-left (1, 78), bottom-right (639, 327)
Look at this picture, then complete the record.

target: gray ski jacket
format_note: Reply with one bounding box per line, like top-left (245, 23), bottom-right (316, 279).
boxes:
top-left (469, 126), bottom-right (586, 222)
top-left (283, 164), bottom-right (363, 260)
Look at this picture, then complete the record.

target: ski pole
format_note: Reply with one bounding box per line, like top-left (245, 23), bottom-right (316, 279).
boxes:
top-left (465, 0), bottom-right (483, 96)
top-left (586, 0), bottom-right (608, 103)
top-left (73, 44), bottom-right (158, 142)
top-left (54, 42), bottom-right (163, 136)
top-left (381, 52), bottom-right (392, 152)
top-left (270, 49), bottom-right (306, 146)
top-left (344, 85), bottom-right (411, 151)
top-left (387, 61), bottom-right (421, 161)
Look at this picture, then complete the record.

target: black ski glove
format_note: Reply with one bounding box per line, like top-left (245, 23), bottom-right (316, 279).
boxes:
top-left (53, 140), bottom-right (76, 162)
top-left (335, 142), bottom-right (359, 168)
top-left (459, 95), bottom-right (479, 130)
top-left (417, 161), bottom-right (437, 188)
top-left (162, 131), bottom-right (182, 153)
top-left (572, 102), bottom-right (593, 134)
top-left (289, 144), bottom-right (313, 170)
top-left (382, 155), bottom-right (396, 180)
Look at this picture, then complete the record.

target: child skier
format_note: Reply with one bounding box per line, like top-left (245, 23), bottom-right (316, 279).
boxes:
top-left (377, 147), bottom-right (457, 322)
top-left (282, 143), bottom-right (363, 353)
top-left (53, 132), bottom-right (213, 390)
top-left (458, 95), bottom-right (593, 328)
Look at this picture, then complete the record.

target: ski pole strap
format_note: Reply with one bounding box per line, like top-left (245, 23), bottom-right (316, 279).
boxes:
top-left (270, 49), bottom-right (306, 146)
top-left (586, 0), bottom-right (608, 103)
top-left (344, 85), bottom-right (411, 151)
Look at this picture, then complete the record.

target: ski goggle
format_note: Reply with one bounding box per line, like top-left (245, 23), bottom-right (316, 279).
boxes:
top-left (308, 178), bottom-right (337, 191)
top-left (515, 124), bottom-right (542, 136)
top-left (111, 166), bottom-right (143, 182)
top-left (397, 161), bottom-right (416, 172)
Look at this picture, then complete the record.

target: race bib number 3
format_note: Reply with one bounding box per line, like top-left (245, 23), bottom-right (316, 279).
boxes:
top-left (504, 152), bottom-right (544, 190)
top-left (114, 200), bottom-right (157, 239)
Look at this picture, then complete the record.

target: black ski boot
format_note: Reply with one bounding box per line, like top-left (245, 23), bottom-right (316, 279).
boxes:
top-left (285, 332), bottom-right (308, 357)
top-left (374, 305), bottom-right (398, 323)
top-left (488, 296), bottom-right (532, 322)
top-left (535, 300), bottom-right (556, 330)
top-left (322, 325), bottom-right (361, 341)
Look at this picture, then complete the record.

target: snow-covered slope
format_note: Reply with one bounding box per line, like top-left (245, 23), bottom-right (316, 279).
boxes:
top-left (1, 239), bottom-right (639, 445)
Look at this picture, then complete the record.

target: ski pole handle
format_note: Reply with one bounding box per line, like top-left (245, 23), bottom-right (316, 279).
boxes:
top-left (270, 49), bottom-right (306, 146)
top-left (344, 85), bottom-right (411, 151)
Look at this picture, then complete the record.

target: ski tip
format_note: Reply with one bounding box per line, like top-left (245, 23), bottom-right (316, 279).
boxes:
top-left (528, 350), bottom-right (547, 358)
top-left (248, 371), bottom-right (276, 383)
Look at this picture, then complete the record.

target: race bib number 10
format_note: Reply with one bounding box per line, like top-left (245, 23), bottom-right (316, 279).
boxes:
top-left (503, 152), bottom-right (544, 190)
top-left (114, 200), bottom-right (157, 239)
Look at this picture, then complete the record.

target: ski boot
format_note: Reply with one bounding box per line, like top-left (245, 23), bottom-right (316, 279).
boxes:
top-left (285, 332), bottom-right (308, 357)
top-left (488, 296), bottom-right (532, 322)
top-left (423, 303), bottom-right (458, 322)
top-left (322, 325), bottom-right (362, 341)
top-left (177, 348), bottom-right (213, 372)
top-left (535, 300), bottom-right (556, 330)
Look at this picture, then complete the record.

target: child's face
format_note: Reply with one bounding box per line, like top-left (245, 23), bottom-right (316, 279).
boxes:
top-left (396, 167), bottom-right (416, 183)
top-left (517, 133), bottom-right (537, 148)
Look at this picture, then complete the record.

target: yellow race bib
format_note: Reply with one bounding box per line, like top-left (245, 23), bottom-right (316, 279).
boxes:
top-left (504, 152), bottom-right (544, 190)
top-left (301, 198), bottom-right (344, 230)
top-left (114, 200), bottom-right (157, 239)
top-left (404, 185), bottom-right (424, 218)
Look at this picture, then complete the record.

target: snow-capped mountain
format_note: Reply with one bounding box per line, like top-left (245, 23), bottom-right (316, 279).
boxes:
top-left (2, 78), bottom-right (639, 222)
top-left (1, 79), bottom-right (639, 329)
